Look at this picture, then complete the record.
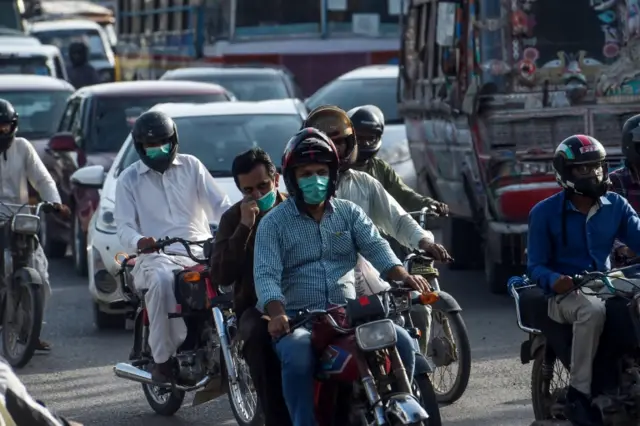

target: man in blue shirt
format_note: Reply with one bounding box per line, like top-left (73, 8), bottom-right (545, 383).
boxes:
top-left (528, 134), bottom-right (640, 426)
top-left (254, 128), bottom-right (430, 426)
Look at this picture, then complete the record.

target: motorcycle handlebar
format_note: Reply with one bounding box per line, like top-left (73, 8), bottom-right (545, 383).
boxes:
top-left (137, 237), bottom-right (210, 264)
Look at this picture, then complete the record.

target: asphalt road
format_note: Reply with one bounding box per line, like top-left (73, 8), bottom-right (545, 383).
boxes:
top-left (17, 243), bottom-right (535, 426)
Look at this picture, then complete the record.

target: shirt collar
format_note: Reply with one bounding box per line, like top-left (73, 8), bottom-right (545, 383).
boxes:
top-left (292, 197), bottom-right (336, 216)
top-left (562, 191), bottom-right (611, 211)
top-left (137, 156), bottom-right (182, 175)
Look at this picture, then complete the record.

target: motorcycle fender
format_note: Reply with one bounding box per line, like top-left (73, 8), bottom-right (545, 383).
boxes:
top-left (432, 291), bottom-right (461, 313)
top-left (529, 334), bottom-right (546, 358)
top-left (12, 267), bottom-right (42, 287)
top-left (414, 353), bottom-right (435, 375)
top-left (192, 357), bottom-right (228, 406)
top-left (383, 393), bottom-right (429, 424)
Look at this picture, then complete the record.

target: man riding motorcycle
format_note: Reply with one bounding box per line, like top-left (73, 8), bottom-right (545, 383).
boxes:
top-left (0, 99), bottom-right (70, 352)
top-left (211, 147), bottom-right (291, 426)
top-left (114, 110), bottom-right (231, 383)
top-left (254, 127), bottom-right (430, 426)
top-left (66, 41), bottom-right (100, 89)
top-left (527, 134), bottom-right (640, 426)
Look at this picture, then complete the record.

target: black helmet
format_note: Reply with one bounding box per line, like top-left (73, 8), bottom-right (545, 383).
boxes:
top-left (302, 106), bottom-right (357, 170)
top-left (0, 99), bottom-right (18, 153)
top-left (348, 105), bottom-right (384, 164)
top-left (621, 114), bottom-right (640, 165)
top-left (68, 41), bottom-right (88, 67)
top-left (132, 111), bottom-right (179, 174)
top-left (553, 134), bottom-right (609, 199)
top-left (281, 127), bottom-right (340, 202)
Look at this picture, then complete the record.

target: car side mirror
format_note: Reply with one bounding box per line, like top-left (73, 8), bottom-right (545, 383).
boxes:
top-left (48, 132), bottom-right (76, 152)
top-left (70, 165), bottom-right (106, 189)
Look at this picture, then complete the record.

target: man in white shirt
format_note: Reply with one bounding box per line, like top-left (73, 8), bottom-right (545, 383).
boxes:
top-left (0, 99), bottom-right (70, 352)
top-left (114, 111), bottom-right (231, 383)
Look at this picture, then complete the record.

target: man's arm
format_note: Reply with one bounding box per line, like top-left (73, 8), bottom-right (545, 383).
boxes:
top-left (616, 196), bottom-right (640, 254)
top-left (527, 206), bottom-right (561, 293)
top-left (114, 175), bottom-right (143, 250)
top-left (349, 202), bottom-right (403, 278)
top-left (24, 141), bottom-right (61, 203)
top-left (375, 159), bottom-right (435, 212)
top-left (195, 159), bottom-right (232, 224)
top-left (211, 207), bottom-right (252, 287)
top-left (253, 218), bottom-right (285, 316)
top-left (364, 174), bottom-right (433, 249)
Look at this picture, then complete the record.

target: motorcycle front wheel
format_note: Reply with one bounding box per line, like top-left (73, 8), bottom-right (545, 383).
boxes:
top-left (413, 373), bottom-right (442, 426)
top-left (228, 337), bottom-right (263, 426)
top-left (2, 283), bottom-right (43, 368)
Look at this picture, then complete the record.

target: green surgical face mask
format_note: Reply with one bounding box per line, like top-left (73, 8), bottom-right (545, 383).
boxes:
top-left (298, 175), bottom-right (329, 205)
top-left (145, 143), bottom-right (171, 159)
top-left (256, 189), bottom-right (276, 212)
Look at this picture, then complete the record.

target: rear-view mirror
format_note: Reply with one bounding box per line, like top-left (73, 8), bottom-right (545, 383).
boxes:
top-left (70, 165), bottom-right (106, 189)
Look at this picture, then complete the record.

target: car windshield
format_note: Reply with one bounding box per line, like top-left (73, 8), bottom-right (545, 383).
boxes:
top-left (119, 113), bottom-right (302, 176)
top-left (33, 28), bottom-right (108, 62)
top-left (91, 93), bottom-right (229, 154)
top-left (305, 77), bottom-right (401, 124)
top-left (0, 56), bottom-right (51, 76)
top-left (166, 73), bottom-right (289, 101)
top-left (0, 90), bottom-right (71, 139)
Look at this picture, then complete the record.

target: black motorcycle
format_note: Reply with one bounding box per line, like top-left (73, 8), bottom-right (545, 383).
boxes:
top-left (510, 263), bottom-right (640, 425)
top-left (0, 201), bottom-right (56, 368)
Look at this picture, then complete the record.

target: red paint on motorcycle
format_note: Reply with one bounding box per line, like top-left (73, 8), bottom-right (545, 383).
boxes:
top-left (358, 295), bottom-right (370, 306)
top-left (142, 308), bottom-right (149, 326)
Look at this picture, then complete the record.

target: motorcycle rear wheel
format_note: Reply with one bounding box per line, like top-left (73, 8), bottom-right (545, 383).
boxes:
top-left (2, 283), bottom-right (44, 369)
top-left (531, 346), bottom-right (569, 421)
top-left (413, 373), bottom-right (442, 426)
top-left (142, 382), bottom-right (185, 416)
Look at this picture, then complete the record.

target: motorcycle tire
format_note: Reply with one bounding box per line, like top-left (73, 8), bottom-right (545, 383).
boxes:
top-left (429, 311), bottom-right (471, 404)
top-left (142, 383), bottom-right (185, 416)
top-left (2, 283), bottom-right (44, 369)
top-left (413, 373), bottom-right (442, 426)
top-left (531, 346), bottom-right (566, 421)
top-left (228, 338), bottom-right (264, 426)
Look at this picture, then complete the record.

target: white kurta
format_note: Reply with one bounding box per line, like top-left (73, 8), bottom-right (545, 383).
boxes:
top-left (0, 138), bottom-right (62, 309)
top-left (114, 154), bottom-right (231, 363)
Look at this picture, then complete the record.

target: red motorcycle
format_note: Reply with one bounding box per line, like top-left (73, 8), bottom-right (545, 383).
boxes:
top-left (288, 283), bottom-right (442, 426)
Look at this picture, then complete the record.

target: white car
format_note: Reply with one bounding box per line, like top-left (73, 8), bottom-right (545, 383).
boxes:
top-left (70, 99), bottom-right (304, 329)
top-left (305, 65), bottom-right (417, 189)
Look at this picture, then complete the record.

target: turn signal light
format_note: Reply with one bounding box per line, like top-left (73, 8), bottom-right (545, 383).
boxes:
top-left (419, 292), bottom-right (440, 305)
top-left (183, 271), bottom-right (201, 282)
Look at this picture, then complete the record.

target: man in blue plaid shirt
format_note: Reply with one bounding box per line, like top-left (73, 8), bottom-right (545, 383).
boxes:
top-left (254, 128), bottom-right (430, 426)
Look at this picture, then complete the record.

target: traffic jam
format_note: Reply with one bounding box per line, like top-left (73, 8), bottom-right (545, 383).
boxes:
top-left (0, 0), bottom-right (638, 425)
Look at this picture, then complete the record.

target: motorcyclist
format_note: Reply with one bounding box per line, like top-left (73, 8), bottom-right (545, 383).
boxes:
top-left (114, 110), bottom-right (231, 383)
top-left (303, 105), bottom-right (450, 353)
top-left (348, 105), bottom-right (449, 215)
top-left (609, 114), bottom-right (640, 262)
top-left (0, 99), bottom-right (70, 352)
top-left (254, 127), bottom-right (430, 426)
top-left (527, 134), bottom-right (640, 426)
top-left (66, 41), bottom-right (100, 89)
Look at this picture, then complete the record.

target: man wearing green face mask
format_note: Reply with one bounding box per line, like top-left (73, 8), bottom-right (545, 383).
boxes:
top-left (211, 148), bottom-right (291, 426)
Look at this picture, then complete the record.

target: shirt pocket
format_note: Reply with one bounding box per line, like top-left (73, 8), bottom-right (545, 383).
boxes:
top-left (330, 231), bottom-right (354, 257)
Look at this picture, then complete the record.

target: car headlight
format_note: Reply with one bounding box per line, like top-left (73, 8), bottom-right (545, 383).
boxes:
top-left (355, 319), bottom-right (397, 352)
top-left (11, 214), bottom-right (40, 235)
top-left (380, 141), bottom-right (411, 165)
top-left (95, 200), bottom-right (117, 234)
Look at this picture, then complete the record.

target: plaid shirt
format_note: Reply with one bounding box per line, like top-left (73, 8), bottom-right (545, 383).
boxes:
top-left (610, 165), bottom-right (640, 212)
top-left (254, 197), bottom-right (402, 312)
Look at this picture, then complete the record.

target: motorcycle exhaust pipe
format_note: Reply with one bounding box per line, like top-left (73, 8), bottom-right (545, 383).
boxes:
top-left (113, 362), bottom-right (210, 391)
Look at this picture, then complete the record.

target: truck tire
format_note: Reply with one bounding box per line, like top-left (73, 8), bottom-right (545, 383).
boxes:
top-left (443, 217), bottom-right (483, 270)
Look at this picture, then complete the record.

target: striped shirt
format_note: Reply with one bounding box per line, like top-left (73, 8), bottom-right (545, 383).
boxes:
top-left (254, 197), bottom-right (402, 312)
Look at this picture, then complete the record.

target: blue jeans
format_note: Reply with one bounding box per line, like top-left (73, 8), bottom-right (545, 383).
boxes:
top-left (274, 324), bottom-right (416, 426)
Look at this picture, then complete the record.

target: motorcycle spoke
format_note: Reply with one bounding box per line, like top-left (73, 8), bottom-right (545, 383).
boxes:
top-left (428, 312), bottom-right (460, 394)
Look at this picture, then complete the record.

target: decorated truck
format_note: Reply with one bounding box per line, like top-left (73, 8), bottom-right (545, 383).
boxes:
top-left (398, 0), bottom-right (637, 292)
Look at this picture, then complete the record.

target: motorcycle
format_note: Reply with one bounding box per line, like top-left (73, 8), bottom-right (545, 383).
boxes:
top-left (0, 201), bottom-right (56, 368)
top-left (404, 207), bottom-right (472, 404)
top-left (111, 237), bottom-right (254, 417)
top-left (510, 262), bottom-right (640, 425)
top-left (286, 282), bottom-right (442, 426)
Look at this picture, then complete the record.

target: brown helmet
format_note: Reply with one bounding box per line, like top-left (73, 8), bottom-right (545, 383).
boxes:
top-left (302, 105), bottom-right (357, 170)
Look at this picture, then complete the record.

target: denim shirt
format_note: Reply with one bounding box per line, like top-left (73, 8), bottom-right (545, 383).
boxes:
top-left (527, 191), bottom-right (640, 294)
top-left (253, 197), bottom-right (402, 312)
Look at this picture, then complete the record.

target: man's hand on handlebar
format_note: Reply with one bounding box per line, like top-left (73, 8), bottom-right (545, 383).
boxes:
top-left (552, 275), bottom-right (574, 294)
top-left (266, 314), bottom-right (290, 339)
top-left (137, 236), bottom-right (158, 254)
top-left (428, 200), bottom-right (449, 216)
top-left (419, 239), bottom-right (452, 262)
top-left (52, 203), bottom-right (71, 219)
top-left (402, 274), bottom-right (431, 293)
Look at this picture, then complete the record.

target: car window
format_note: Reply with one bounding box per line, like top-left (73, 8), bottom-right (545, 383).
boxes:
top-left (305, 77), bottom-right (401, 124)
top-left (52, 55), bottom-right (65, 79)
top-left (70, 98), bottom-right (84, 135)
top-left (58, 98), bottom-right (80, 131)
top-left (33, 28), bottom-right (109, 62)
top-left (0, 90), bottom-right (72, 139)
top-left (118, 113), bottom-right (302, 176)
top-left (163, 73), bottom-right (290, 101)
top-left (90, 93), bottom-right (229, 154)
top-left (0, 55), bottom-right (51, 76)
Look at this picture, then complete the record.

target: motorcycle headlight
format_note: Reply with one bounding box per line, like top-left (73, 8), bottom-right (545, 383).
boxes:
top-left (95, 201), bottom-right (116, 234)
top-left (355, 319), bottom-right (397, 352)
top-left (11, 214), bottom-right (40, 235)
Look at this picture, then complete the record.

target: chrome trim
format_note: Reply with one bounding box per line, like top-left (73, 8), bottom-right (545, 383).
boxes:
top-left (509, 284), bottom-right (541, 334)
top-left (212, 307), bottom-right (237, 382)
top-left (113, 362), bottom-right (211, 391)
top-left (384, 393), bottom-right (429, 424)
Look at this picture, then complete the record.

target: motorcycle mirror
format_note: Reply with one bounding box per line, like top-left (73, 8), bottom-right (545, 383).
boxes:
top-left (114, 252), bottom-right (129, 265)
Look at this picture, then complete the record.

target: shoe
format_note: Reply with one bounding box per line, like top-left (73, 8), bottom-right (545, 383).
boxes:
top-left (564, 386), bottom-right (602, 426)
top-left (150, 359), bottom-right (175, 383)
top-left (35, 339), bottom-right (51, 352)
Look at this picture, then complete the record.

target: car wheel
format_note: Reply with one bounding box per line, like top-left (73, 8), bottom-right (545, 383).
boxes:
top-left (72, 215), bottom-right (88, 277)
top-left (93, 303), bottom-right (125, 330)
top-left (39, 212), bottom-right (67, 259)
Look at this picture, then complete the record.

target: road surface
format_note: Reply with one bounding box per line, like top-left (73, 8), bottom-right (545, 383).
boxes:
top-left (18, 255), bottom-right (535, 425)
